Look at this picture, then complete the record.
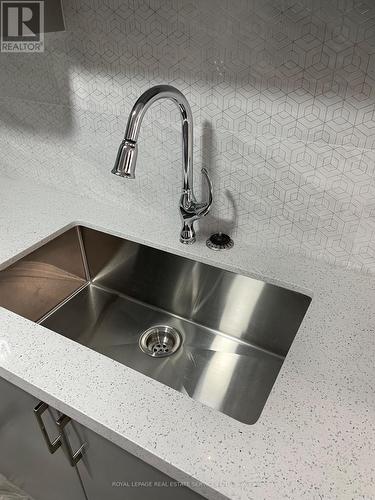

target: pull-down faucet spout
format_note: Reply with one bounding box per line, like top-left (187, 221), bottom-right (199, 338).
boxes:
top-left (112, 85), bottom-right (212, 244)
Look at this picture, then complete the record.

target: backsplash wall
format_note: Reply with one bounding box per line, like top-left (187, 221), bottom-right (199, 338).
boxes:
top-left (1, 0), bottom-right (375, 272)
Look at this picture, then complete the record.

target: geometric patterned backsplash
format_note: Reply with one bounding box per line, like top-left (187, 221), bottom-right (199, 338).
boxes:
top-left (1, 0), bottom-right (375, 273)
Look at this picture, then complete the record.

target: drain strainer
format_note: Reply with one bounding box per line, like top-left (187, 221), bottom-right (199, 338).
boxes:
top-left (139, 325), bottom-right (182, 358)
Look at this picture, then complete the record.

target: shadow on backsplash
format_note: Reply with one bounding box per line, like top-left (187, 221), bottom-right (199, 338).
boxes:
top-left (0, 31), bottom-right (73, 135)
top-left (199, 120), bottom-right (238, 237)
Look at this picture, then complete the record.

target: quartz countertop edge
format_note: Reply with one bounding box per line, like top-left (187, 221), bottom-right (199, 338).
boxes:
top-left (0, 176), bottom-right (374, 500)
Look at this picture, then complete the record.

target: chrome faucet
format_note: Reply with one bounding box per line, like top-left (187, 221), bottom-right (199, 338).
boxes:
top-left (112, 85), bottom-right (213, 244)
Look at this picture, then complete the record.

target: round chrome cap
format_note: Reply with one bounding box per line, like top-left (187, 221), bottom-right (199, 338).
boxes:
top-left (206, 232), bottom-right (234, 250)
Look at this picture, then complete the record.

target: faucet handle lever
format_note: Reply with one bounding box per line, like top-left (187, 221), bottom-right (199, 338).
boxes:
top-left (200, 167), bottom-right (213, 215)
top-left (179, 168), bottom-right (213, 244)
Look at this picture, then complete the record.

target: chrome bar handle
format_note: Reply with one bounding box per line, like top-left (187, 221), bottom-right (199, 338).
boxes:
top-left (56, 414), bottom-right (84, 467)
top-left (34, 401), bottom-right (62, 454)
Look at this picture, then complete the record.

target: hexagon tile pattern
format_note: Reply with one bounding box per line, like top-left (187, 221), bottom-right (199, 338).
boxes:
top-left (1, 0), bottom-right (375, 273)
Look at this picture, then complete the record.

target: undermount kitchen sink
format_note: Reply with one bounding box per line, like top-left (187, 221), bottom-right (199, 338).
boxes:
top-left (0, 226), bottom-right (311, 424)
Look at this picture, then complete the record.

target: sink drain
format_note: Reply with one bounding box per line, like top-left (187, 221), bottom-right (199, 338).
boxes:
top-left (139, 325), bottom-right (182, 358)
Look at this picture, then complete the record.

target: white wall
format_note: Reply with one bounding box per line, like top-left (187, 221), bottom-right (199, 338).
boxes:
top-left (1, 0), bottom-right (375, 272)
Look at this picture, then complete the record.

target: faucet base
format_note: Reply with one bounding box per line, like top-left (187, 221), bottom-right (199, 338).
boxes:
top-left (180, 237), bottom-right (196, 245)
top-left (180, 223), bottom-right (196, 244)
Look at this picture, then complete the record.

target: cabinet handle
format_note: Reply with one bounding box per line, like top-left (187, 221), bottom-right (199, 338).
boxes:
top-left (56, 414), bottom-right (84, 467)
top-left (33, 401), bottom-right (62, 454)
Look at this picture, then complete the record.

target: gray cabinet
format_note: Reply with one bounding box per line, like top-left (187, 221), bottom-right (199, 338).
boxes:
top-left (0, 377), bottom-right (85, 500)
top-left (0, 376), bottom-right (203, 500)
top-left (66, 420), bottom-right (203, 500)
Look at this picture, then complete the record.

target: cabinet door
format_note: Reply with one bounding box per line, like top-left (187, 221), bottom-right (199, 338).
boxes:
top-left (65, 420), bottom-right (204, 500)
top-left (0, 376), bottom-right (86, 500)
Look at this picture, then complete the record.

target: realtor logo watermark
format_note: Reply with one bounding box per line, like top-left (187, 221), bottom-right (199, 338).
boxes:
top-left (1, 1), bottom-right (44, 52)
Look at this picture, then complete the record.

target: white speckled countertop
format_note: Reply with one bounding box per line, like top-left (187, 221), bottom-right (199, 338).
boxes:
top-left (0, 176), bottom-right (374, 500)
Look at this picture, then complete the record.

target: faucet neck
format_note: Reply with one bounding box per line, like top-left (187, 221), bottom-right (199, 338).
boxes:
top-left (124, 85), bottom-right (194, 192)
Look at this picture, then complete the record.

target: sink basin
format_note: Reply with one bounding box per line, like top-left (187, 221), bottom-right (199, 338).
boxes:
top-left (0, 226), bottom-right (311, 424)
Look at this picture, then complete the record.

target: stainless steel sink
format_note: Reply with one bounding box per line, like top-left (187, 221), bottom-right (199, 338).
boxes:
top-left (0, 226), bottom-right (311, 424)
